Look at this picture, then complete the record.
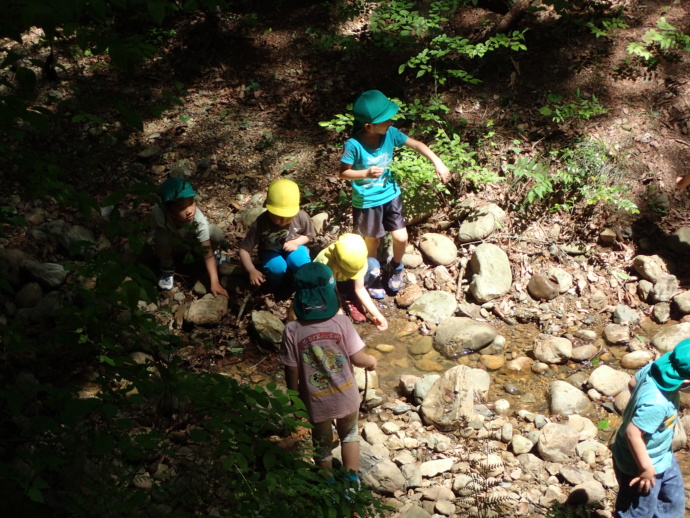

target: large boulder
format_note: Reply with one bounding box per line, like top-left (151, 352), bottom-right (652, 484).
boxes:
top-left (549, 380), bottom-right (592, 415)
top-left (408, 291), bottom-right (457, 324)
top-left (250, 310), bottom-right (284, 350)
top-left (185, 294), bottom-right (228, 326)
top-left (433, 317), bottom-right (498, 358)
top-left (418, 233), bottom-right (458, 266)
top-left (652, 323), bottom-right (690, 353)
top-left (537, 423), bottom-right (579, 462)
top-left (588, 365), bottom-right (631, 397)
top-left (457, 203), bottom-right (506, 243)
top-left (468, 243), bottom-right (512, 303)
top-left (533, 335), bottom-right (572, 364)
top-left (420, 365), bottom-right (490, 431)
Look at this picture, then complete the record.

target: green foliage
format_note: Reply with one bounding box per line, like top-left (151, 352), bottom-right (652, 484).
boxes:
top-left (508, 138), bottom-right (638, 214)
top-left (597, 418), bottom-right (610, 431)
top-left (587, 17), bottom-right (628, 38)
top-left (539, 89), bottom-right (607, 123)
top-left (627, 17), bottom-right (690, 61)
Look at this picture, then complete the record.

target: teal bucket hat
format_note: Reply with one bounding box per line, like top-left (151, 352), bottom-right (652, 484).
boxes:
top-left (353, 90), bottom-right (399, 124)
top-left (650, 338), bottom-right (690, 391)
top-left (159, 177), bottom-right (196, 203)
top-left (293, 263), bottom-right (339, 321)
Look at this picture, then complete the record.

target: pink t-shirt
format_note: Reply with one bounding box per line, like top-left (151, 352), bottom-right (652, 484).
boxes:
top-left (280, 315), bottom-right (364, 423)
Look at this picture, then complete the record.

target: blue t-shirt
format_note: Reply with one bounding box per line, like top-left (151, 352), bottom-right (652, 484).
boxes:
top-left (611, 363), bottom-right (679, 476)
top-left (341, 126), bottom-right (408, 209)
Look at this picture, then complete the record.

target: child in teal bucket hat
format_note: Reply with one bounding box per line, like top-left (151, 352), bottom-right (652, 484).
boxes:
top-left (611, 338), bottom-right (690, 518)
top-left (340, 90), bottom-right (451, 297)
top-left (279, 262), bottom-right (377, 485)
top-left (150, 177), bottom-right (228, 298)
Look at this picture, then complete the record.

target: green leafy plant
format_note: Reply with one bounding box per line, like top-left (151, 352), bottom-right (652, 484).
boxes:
top-left (539, 89), bottom-right (607, 123)
top-left (627, 17), bottom-right (690, 61)
top-left (587, 17), bottom-right (628, 38)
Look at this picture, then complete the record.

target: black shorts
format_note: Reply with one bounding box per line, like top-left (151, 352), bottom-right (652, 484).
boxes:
top-left (353, 195), bottom-right (406, 239)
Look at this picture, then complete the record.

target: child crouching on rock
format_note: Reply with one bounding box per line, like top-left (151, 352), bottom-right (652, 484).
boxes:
top-left (611, 338), bottom-right (690, 518)
top-left (279, 262), bottom-right (377, 483)
top-left (150, 177), bottom-right (228, 298)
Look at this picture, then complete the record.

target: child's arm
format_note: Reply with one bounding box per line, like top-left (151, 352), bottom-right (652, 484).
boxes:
top-left (201, 240), bottom-right (229, 298)
top-left (284, 365), bottom-right (299, 391)
top-left (350, 349), bottom-right (377, 371)
top-left (353, 279), bottom-right (388, 331)
top-left (676, 173), bottom-right (690, 190)
top-left (625, 422), bottom-right (657, 494)
top-left (339, 161), bottom-right (384, 180)
top-left (239, 248), bottom-right (265, 286)
top-left (283, 234), bottom-right (310, 252)
top-left (404, 137), bottom-right (451, 184)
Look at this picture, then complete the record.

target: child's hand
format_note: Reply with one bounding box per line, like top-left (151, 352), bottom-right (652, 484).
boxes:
top-left (372, 314), bottom-right (388, 331)
top-left (283, 239), bottom-right (299, 252)
top-left (630, 465), bottom-right (656, 494)
top-left (436, 163), bottom-right (451, 184)
top-left (366, 167), bottom-right (384, 179)
top-left (249, 269), bottom-right (266, 286)
top-left (210, 282), bottom-right (229, 299)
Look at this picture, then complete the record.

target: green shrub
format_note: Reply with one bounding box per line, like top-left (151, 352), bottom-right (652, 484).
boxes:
top-left (627, 17), bottom-right (690, 61)
top-left (539, 89), bottom-right (607, 123)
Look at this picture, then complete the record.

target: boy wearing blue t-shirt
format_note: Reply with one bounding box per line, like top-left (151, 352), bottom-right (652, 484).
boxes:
top-left (339, 90), bottom-right (450, 296)
top-left (611, 339), bottom-right (690, 518)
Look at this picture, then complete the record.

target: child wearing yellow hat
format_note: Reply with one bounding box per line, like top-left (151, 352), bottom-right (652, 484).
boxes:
top-left (239, 179), bottom-right (315, 290)
top-left (314, 233), bottom-right (387, 330)
top-left (611, 338), bottom-right (690, 518)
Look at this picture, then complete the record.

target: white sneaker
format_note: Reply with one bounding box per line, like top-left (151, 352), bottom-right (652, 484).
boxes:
top-left (158, 271), bottom-right (174, 291)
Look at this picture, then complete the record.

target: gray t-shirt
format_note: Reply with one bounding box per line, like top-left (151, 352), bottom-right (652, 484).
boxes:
top-left (150, 204), bottom-right (211, 242)
top-left (240, 210), bottom-right (315, 254)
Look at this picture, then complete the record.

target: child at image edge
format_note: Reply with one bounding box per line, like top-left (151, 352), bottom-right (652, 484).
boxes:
top-left (151, 177), bottom-right (228, 298)
top-left (279, 262), bottom-right (377, 482)
top-left (339, 90), bottom-right (450, 297)
top-left (239, 178), bottom-right (314, 289)
top-left (610, 338), bottom-right (690, 518)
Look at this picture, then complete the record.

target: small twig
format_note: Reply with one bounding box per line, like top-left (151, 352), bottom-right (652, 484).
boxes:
top-left (248, 356), bottom-right (268, 371)
top-left (360, 370), bottom-right (369, 413)
top-left (455, 258), bottom-right (468, 302)
top-left (237, 287), bottom-right (259, 321)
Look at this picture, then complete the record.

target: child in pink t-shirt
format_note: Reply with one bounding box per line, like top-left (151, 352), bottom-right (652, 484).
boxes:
top-left (279, 262), bottom-right (376, 479)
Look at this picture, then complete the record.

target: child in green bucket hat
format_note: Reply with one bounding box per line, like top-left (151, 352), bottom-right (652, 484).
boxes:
top-left (611, 338), bottom-right (690, 518)
top-left (279, 262), bottom-right (377, 483)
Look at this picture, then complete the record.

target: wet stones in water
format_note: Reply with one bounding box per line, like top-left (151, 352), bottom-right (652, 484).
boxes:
top-left (527, 274), bottom-right (559, 301)
top-left (407, 336), bottom-right (433, 355)
top-left (479, 354), bottom-right (505, 370)
top-left (505, 356), bottom-right (532, 374)
top-left (414, 358), bottom-right (445, 372)
top-left (533, 334), bottom-right (572, 364)
top-left (503, 382), bottom-right (522, 395)
top-left (570, 344), bottom-right (598, 362)
top-left (531, 361), bottom-right (549, 374)
top-left (408, 291), bottom-right (457, 324)
top-left (433, 317), bottom-right (498, 358)
top-left (395, 284), bottom-right (423, 309)
top-left (376, 343), bottom-right (396, 353)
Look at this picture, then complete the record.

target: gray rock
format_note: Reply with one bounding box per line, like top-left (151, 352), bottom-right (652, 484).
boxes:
top-left (414, 375), bottom-right (440, 403)
top-left (0, 248), bottom-right (31, 288)
top-left (571, 345), bottom-right (598, 362)
top-left (401, 463), bottom-right (422, 488)
top-left (457, 203), bottom-right (506, 243)
top-left (561, 243), bottom-right (588, 255)
top-left (533, 335), bottom-right (572, 364)
top-left (418, 233), bottom-right (458, 266)
top-left (603, 324), bottom-right (630, 345)
top-left (408, 336), bottom-right (433, 355)
top-left (25, 291), bottom-right (62, 325)
top-left (354, 367), bottom-right (379, 390)
top-left (170, 158), bottom-right (195, 177)
top-left (632, 255), bottom-right (666, 283)
top-left (434, 500), bottom-right (456, 517)
top-left (398, 506), bottom-right (432, 518)
top-left (433, 317), bottom-right (498, 358)
top-left (651, 274), bottom-right (679, 303)
top-left (408, 291), bottom-right (457, 324)
top-left (185, 294), bottom-right (229, 326)
top-left (362, 422), bottom-right (388, 445)
top-left (15, 282), bottom-right (43, 308)
top-left (22, 260), bottom-right (67, 288)
top-left (481, 334), bottom-right (506, 355)
top-left (419, 458), bottom-right (454, 477)
top-left (599, 228), bottom-right (617, 246)
top-left (672, 291), bottom-right (690, 314)
top-left (402, 249), bottom-right (424, 268)
top-left (565, 415), bottom-right (598, 441)
top-left (420, 365), bottom-right (490, 431)
top-left (469, 244), bottom-right (512, 303)
top-left (310, 212), bottom-right (329, 235)
top-left (399, 374), bottom-right (420, 396)
top-left (614, 389), bottom-right (631, 414)
top-left (568, 480), bottom-right (606, 505)
top-left (652, 302), bottom-right (671, 324)
top-left (667, 226), bottom-right (690, 255)
top-left (59, 225), bottom-right (96, 256)
top-left (237, 207), bottom-right (265, 228)
top-left (613, 305), bottom-right (640, 325)
top-left (249, 310), bottom-right (283, 348)
top-left (537, 423), bottom-right (579, 462)
top-left (360, 459), bottom-right (406, 494)
top-left (651, 323), bottom-right (690, 353)
top-left (588, 365), bottom-right (631, 397)
top-left (574, 329), bottom-right (597, 341)
top-left (517, 453), bottom-right (545, 472)
top-left (512, 435), bottom-right (534, 454)
top-left (549, 380), bottom-right (592, 415)
top-left (638, 279), bottom-right (653, 302)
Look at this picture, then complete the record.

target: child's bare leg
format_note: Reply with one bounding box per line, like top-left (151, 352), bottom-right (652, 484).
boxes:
top-left (336, 411), bottom-right (361, 473)
top-left (341, 441), bottom-right (360, 473)
top-left (390, 227), bottom-right (408, 264)
top-left (364, 236), bottom-right (379, 259)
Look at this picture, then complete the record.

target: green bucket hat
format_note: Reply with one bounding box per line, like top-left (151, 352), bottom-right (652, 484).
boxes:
top-left (293, 263), bottom-right (339, 321)
top-left (353, 90), bottom-right (399, 124)
top-left (650, 338), bottom-right (690, 391)
top-left (159, 177), bottom-right (196, 203)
